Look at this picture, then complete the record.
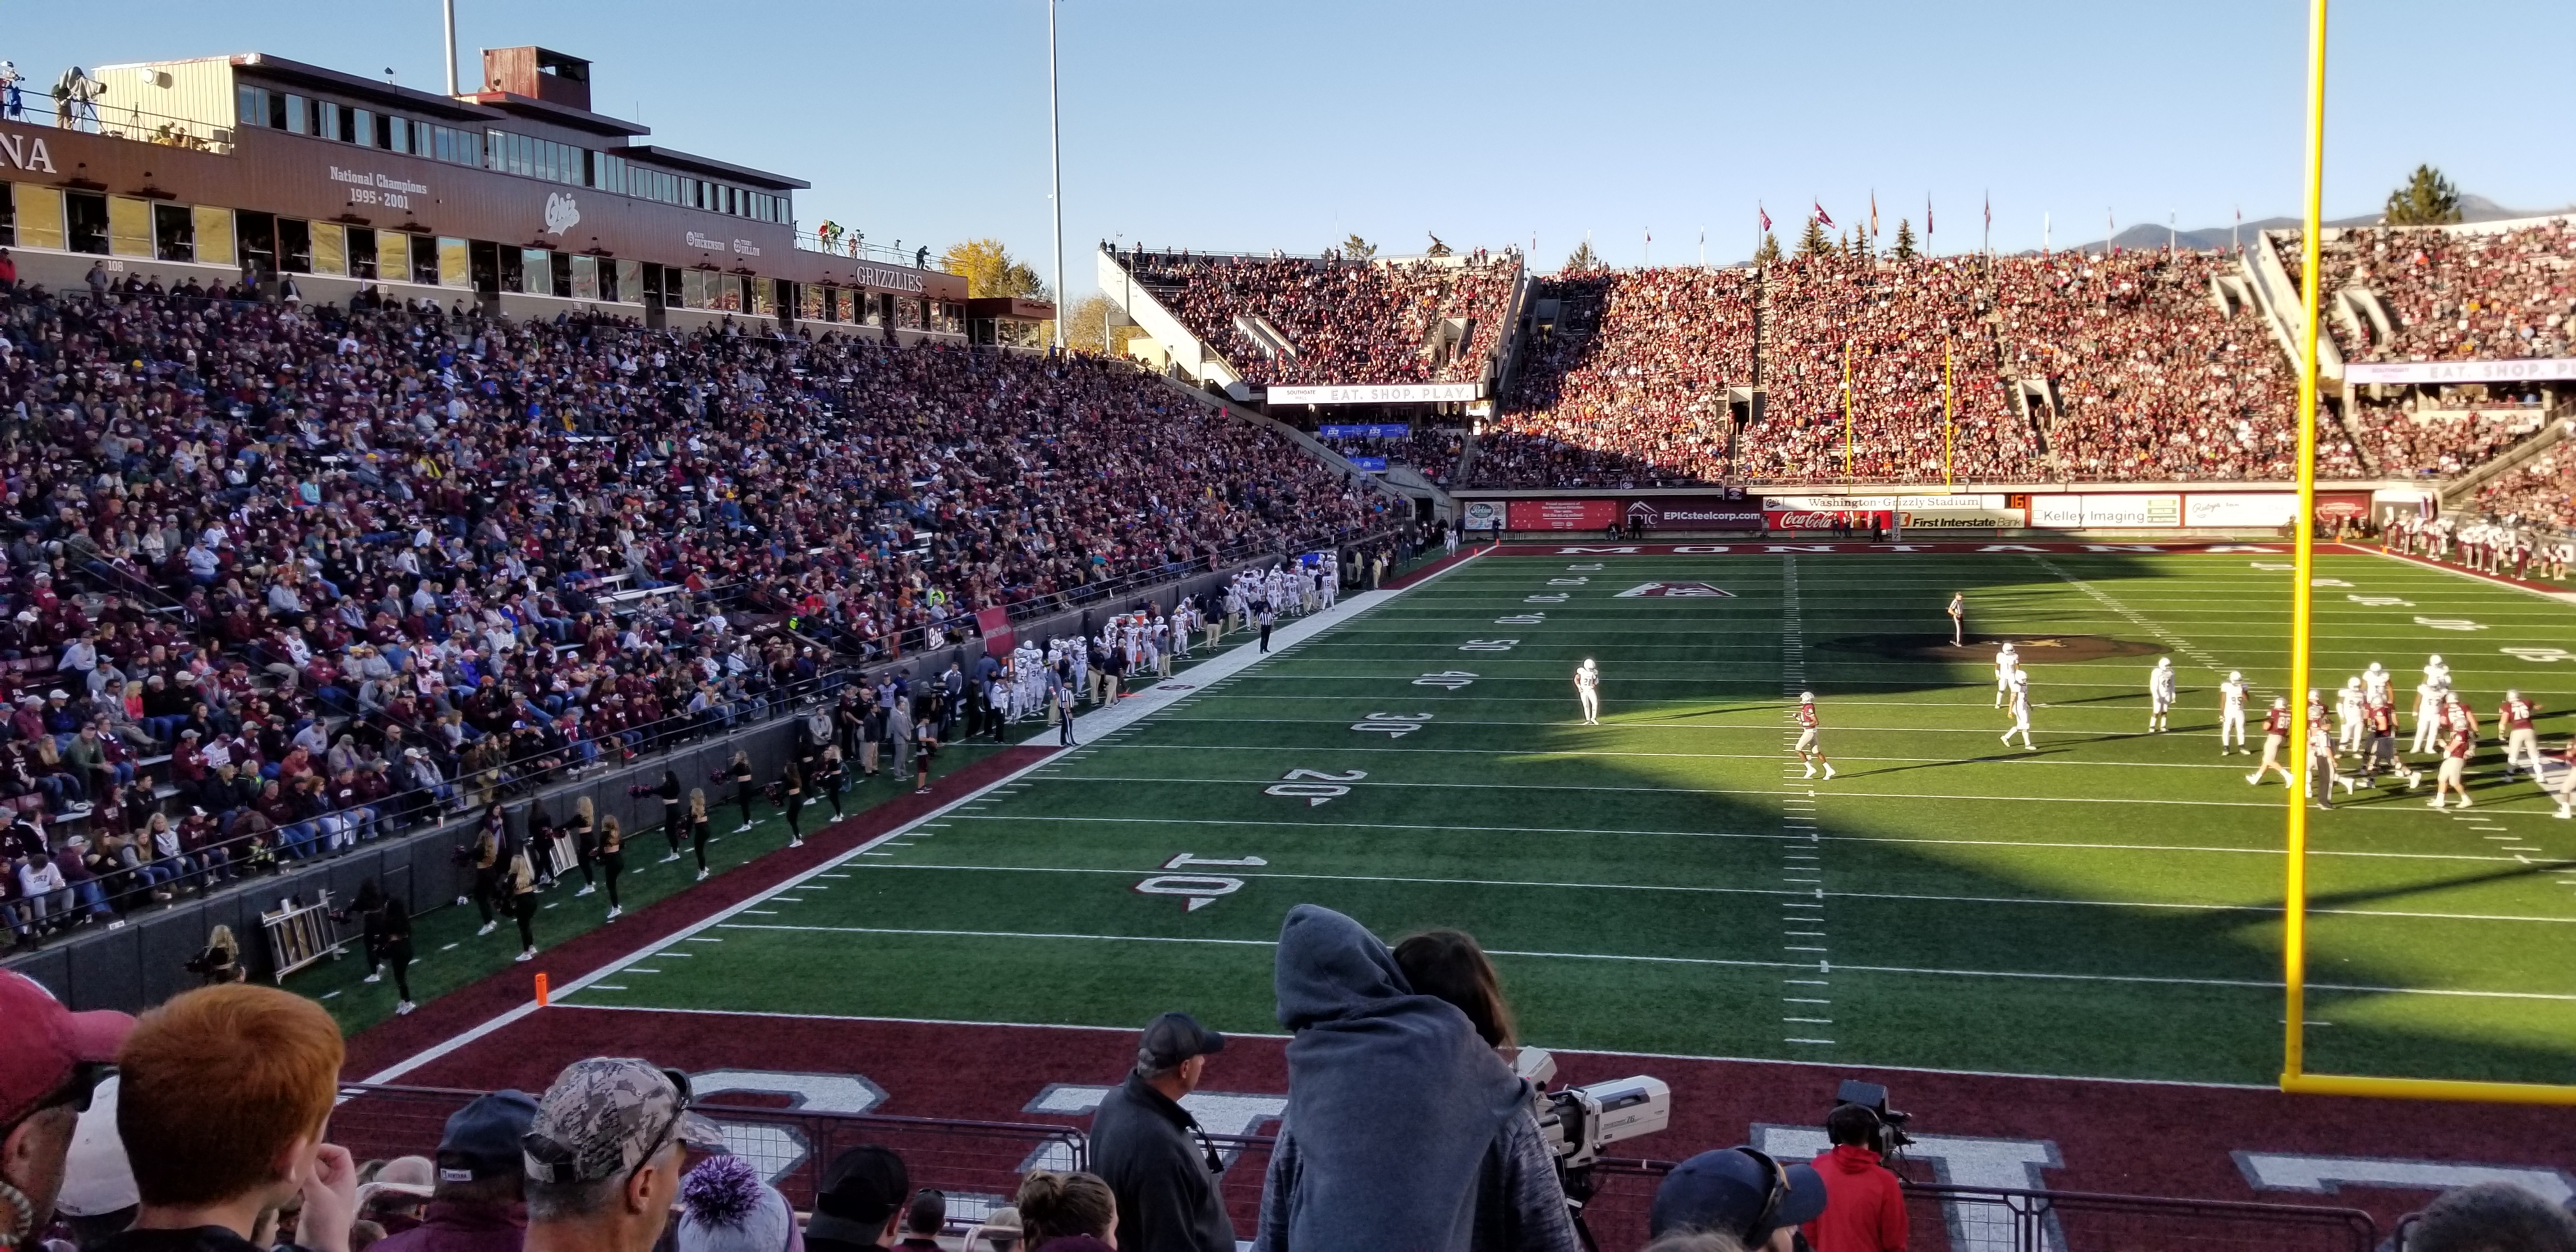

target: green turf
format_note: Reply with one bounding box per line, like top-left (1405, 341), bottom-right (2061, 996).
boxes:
top-left (560, 549), bottom-right (2576, 1087)
top-left (284, 740), bottom-right (1008, 1037)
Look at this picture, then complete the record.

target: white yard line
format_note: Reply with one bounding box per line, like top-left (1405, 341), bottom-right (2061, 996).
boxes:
top-left (936, 813), bottom-right (2547, 864)
top-left (704, 922), bottom-right (2576, 1002)
top-left (828, 861), bottom-right (2575, 926)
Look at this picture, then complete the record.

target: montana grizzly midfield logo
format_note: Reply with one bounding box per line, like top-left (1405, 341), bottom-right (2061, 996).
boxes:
top-left (1615, 582), bottom-right (1735, 597)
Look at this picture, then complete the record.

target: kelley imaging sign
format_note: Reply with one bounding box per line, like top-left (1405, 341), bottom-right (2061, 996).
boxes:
top-left (2345, 358), bottom-right (2576, 386)
top-left (1268, 383), bottom-right (1480, 405)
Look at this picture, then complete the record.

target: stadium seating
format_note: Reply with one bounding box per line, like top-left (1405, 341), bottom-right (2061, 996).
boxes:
top-left (1123, 248), bottom-right (1521, 388)
top-left (0, 274), bottom-right (1395, 944)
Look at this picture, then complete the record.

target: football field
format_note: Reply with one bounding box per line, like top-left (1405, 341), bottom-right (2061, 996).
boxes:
top-left (550, 546), bottom-right (2576, 1089)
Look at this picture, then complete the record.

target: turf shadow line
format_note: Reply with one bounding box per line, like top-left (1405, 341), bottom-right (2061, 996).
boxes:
top-left (341, 744), bottom-right (1059, 1078)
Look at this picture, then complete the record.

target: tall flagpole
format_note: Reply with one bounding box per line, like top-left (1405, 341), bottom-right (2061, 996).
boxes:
top-left (2281, 0), bottom-right (2329, 1090)
top-left (1048, 0), bottom-right (1065, 351)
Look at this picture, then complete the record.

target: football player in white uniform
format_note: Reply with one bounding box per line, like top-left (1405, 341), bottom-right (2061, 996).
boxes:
top-left (2410, 675), bottom-right (2448, 754)
top-left (1574, 658), bottom-right (1601, 726)
top-left (2146, 658), bottom-right (2177, 733)
top-left (1993, 642), bottom-right (2019, 709)
top-left (2334, 677), bottom-right (2366, 755)
top-left (2218, 671), bottom-right (2250, 754)
top-left (2001, 671), bottom-right (2035, 750)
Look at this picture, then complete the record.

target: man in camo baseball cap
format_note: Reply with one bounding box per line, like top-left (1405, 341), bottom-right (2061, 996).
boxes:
top-left (521, 1058), bottom-right (725, 1252)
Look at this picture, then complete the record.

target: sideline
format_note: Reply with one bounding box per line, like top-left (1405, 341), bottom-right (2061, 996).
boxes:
top-left (361, 559), bottom-right (1470, 1082)
top-left (2345, 542), bottom-right (2576, 607)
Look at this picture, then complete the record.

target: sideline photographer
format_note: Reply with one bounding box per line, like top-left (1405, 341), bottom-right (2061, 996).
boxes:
top-left (1250, 906), bottom-right (1576, 1252)
top-left (1801, 1103), bottom-right (1906, 1252)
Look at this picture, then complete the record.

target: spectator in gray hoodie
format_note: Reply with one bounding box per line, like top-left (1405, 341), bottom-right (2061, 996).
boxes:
top-left (1249, 905), bottom-right (1575, 1252)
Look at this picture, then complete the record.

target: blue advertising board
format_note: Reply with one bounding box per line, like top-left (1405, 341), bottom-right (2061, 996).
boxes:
top-left (1318, 424), bottom-right (1412, 439)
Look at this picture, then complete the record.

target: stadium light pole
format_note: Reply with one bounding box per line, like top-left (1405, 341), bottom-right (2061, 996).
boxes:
top-left (1047, 0), bottom-right (1067, 351)
top-left (442, 0), bottom-right (459, 96)
top-left (2279, 0), bottom-right (2327, 1096)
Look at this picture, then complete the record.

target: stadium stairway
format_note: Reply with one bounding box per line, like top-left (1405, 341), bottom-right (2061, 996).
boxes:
top-left (1098, 244), bottom-right (1251, 400)
top-left (2435, 396), bottom-right (2575, 507)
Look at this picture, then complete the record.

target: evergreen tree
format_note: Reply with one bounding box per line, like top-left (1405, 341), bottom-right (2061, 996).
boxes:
top-left (1340, 234), bottom-right (1379, 259)
top-left (2384, 165), bottom-right (2464, 225)
top-left (1891, 218), bottom-right (1917, 261)
top-left (1754, 232), bottom-right (1782, 266)
top-left (1564, 239), bottom-right (1606, 271)
top-left (1796, 218), bottom-right (1833, 259)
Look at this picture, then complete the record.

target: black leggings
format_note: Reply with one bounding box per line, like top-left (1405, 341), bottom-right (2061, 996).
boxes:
top-left (691, 820), bottom-right (709, 872)
top-left (384, 942), bottom-right (413, 1000)
top-left (661, 800), bottom-right (684, 853)
top-left (512, 893), bottom-right (537, 948)
top-left (600, 850), bottom-right (624, 907)
top-left (472, 869), bottom-right (502, 924)
top-left (783, 791), bottom-right (802, 839)
top-left (735, 781), bottom-right (756, 826)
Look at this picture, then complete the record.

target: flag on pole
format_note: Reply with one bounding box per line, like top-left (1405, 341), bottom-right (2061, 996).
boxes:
top-left (1759, 204), bottom-right (1772, 233)
top-left (1813, 201), bottom-right (1834, 227)
top-left (1869, 192), bottom-right (1878, 238)
top-left (1926, 195), bottom-right (1933, 236)
top-left (1983, 195), bottom-right (1990, 229)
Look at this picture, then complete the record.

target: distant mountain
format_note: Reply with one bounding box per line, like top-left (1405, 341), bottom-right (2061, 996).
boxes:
top-left (2037, 194), bottom-right (2573, 256)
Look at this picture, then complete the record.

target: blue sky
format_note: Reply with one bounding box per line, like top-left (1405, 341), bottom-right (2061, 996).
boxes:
top-left (12, 0), bottom-right (2571, 294)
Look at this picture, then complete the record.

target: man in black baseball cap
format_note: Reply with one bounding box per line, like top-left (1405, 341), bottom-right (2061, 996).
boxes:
top-left (1649, 1147), bottom-right (1828, 1251)
top-left (1088, 1012), bottom-right (1230, 1252)
top-left (372, 1091), bottom-right (539, 1252)
top-left (802, 1145), bottom-right (909, 1252)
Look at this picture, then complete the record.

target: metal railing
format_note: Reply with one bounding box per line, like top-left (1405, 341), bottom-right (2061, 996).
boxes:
top-left (791, 229), bottom-right (954, 273)
top-left (331, 1084), bottom-right (1080, 1230)
top-left (1579, 1160), bottom-right (2379, 1252)
top-left (0, 83), bottom-right (235, 154)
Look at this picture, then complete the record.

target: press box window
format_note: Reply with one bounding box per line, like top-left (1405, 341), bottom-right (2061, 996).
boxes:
top-left (64, 191), bottom-right (108, 255)
top-left (152, 203), bottom-right (194, 262)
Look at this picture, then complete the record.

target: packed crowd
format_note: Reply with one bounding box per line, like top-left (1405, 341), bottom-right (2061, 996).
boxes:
top-left (2364, 397), bottom-right (2555, 479)
top-left (2471, 433), bottom-right (2576, 528)
top-left (1318, 428), bottom-right (1464, 485)
top-left (1475, 270), bottom-right (1757, 487)
top-left (1466, 248), bottom-right (2483, 489)
top-left (9, 923), bottom-right (2571, 1252)
top-left (1127, 250), bottom-right (1521, 388)
top-left (1757, 254), bottom-right (2034, 483)
top-left (1989, 250), bottom-right (2334, 481)
top-left (0, 275), bottom-right (1394, 947)
top-left (2281, 218), bottom-right (2576, 364)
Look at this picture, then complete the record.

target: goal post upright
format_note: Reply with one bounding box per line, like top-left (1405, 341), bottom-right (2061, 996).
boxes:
top-left (2276, 0), bottom-right (2576, 1105)
top-left (2280, 0), bottom-right (2326, 1092)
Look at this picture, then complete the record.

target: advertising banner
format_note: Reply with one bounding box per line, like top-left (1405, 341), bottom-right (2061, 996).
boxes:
top-left (1345, 456), bottom-right (1388, 472)
top-left (1269, 383), bottom-right (1480, 405)
top-left (2033, 494), bottom-right (2183, 527)
top-left (2181, 492), bottom-right (2298, 528)
top-left (1765, 509), bottom-right (1892, 530)
top-left (2345, 358), bottom-right (2576, 386)
top-left (1622, 498), bottom-right (1768, 529)
top-left (1462, 500), bottom-right (1505, 531)
top-left (1506, 499), bottom-right (1621, 531)
top-left (1317, 424), bottom-right (1412, 438)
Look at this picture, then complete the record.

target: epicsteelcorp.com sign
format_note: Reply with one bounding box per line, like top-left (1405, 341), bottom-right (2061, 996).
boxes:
top-left (1267, 383), bottom-right (1480, 405)
top-left (2345, 358), bottom-right (2576, 386)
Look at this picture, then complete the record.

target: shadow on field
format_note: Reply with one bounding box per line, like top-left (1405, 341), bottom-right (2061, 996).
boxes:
top-left (1477, 550), bottom-right (2576, 1087)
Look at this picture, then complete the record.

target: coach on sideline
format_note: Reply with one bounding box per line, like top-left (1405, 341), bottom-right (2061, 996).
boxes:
top-left (1089, 1012), bottom-right (1234, 1252)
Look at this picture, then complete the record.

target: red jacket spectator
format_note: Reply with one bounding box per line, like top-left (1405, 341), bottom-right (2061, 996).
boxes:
top-left (1804, 1141), bottom-right (1908, 1252)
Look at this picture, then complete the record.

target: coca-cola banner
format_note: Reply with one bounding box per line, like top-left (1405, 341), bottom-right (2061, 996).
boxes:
top-left (1765, 509), bottom-right (1892, 530)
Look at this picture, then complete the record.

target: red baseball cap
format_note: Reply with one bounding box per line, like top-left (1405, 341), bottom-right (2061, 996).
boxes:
top-left (0, 971), bottom-right (134, 1127)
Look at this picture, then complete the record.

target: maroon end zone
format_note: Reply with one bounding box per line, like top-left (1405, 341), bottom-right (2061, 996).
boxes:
top-left (1485, 540), bottom-right (2296, 556)
top-left (369, 1005), bottom-right (2568, 1236)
